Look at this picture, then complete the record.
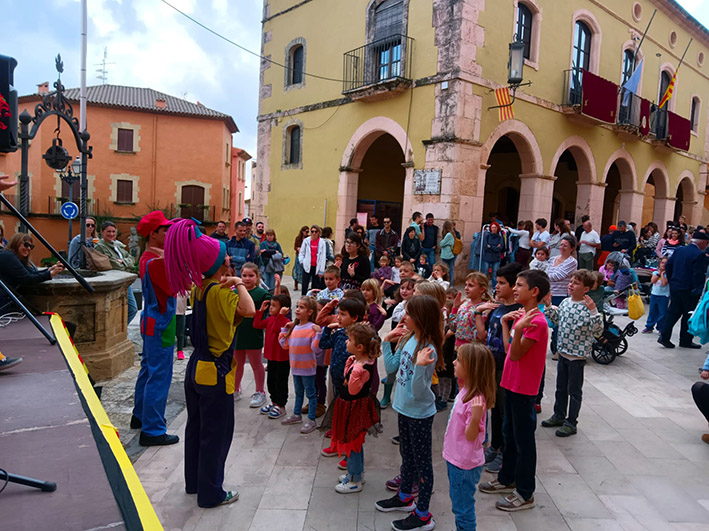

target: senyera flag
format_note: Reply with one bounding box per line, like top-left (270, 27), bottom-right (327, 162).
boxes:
top-left (494, 87), bottom-right (514, 121)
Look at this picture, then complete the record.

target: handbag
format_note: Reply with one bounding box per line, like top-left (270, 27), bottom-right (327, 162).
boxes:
top-left (627, 285), bottom-right (645, 320)
top-left (452, 236), bottom-right (463, 255)
top-left (84, 246), bottom-right (112, 271)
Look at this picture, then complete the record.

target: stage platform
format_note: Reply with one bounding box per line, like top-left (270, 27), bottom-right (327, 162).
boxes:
top-left (0, 314), bottom-right (161, 530)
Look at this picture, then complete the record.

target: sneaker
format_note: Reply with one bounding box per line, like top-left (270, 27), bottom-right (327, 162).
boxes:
top-left (176, 350), bottom-right (185, 360)
top-left (324, 430), bottom-right (332, 439)
top-left (268, 405), bottom-right (286, 419)
top-left (641, 327), bottom-right (654, 334)
top-left (219, 490), bottom-right (239, 506)
top-left (495, 490), bottom-right (535, 512)
top-left (0, 356), bottom-right (22, 371)
top-left (484, 452), bottom-right (503, 474)
top-left (484, 447), bottom-right (498, 464)
top-left (260, 403), bottom-right (274, 415)
top-left (339, 473), bottom-right (366, 484)
top-left (321, 445), bottom-right (338, 457)
top-left (300, 419), bottom-right (316, 434)
top-left (479, 479), bottom-right (516, 494)
top-left (702, 434), bottom-right (709, 444)
top-left (316, 403), bottom-right (327, 418)
top-left (130, 414), bottom-right (142, 429)
top-left (234, 391), bottom-right (242, 402)
top-left (555, 424), bottom-right (578, 437)
top-left (386, 475), bottom-right (402, 491)
top-left (281, 414), bottom-right (302, 425)
top-left (250, 392), bottom-right (267, 408)
top-left (541, 416), bottom-right (565, 428)
top-left (375, 494), bottom-right (416, 513)
top-left (392, 435), bottom-right (400, 445)
top-left (338, 458), bottom-right (347, 470)
top-left (534, 403), bottom-right (542, 414)
top-left (392, 511), bottom-right (435, 530)
top-left (335, 479), bottom-right (363, 494)
top-left (139, 433), bottom-right (180, 447)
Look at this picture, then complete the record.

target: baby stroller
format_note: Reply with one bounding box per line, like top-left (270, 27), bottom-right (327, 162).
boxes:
top-left (591, 286), bottom-right (638, 365)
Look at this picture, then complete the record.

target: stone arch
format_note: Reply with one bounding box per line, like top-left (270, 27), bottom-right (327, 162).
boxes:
top-left (602, 149), bottom-right (637, 190)
top-left (549, 135), bottom-right (596, 183)
top-left (341, 116), bottom-right (413, 170)
top-left (675, 170), bottom-right (698, 224)
top-left (601, 149), bottom-right (639, 229)
top-left (549, 136), bottom-right (597, 225)
top-left (641, 161), bottom-right (671, 226)
top-left (480, 119), bottom-right (543, 176)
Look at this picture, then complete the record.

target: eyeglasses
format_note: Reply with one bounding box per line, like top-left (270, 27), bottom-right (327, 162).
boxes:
top-left (384, 220), bottom-right (391, 224)
top-left (311, 229), bottom-right (319, 233)
top-left (22, 242), bottom-right (35, 250)
top-left (86, 223), bottom-right (95, 228)
top-left (345, 240), bottom-right (354, 245)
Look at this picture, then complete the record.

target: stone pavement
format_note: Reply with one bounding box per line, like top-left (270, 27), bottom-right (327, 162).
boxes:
top-left (101, 280), bottom-right (709, 530)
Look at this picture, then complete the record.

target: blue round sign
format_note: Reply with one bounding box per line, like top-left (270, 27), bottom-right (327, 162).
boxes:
top-left (60, 201), bottom-right (78, 220)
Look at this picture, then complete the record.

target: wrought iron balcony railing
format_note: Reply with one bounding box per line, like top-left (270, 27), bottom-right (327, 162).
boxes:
top-left (562, 67), bottom-right (584, 106)
top-left (343, 35), bottom-right (414, 93)
top-left (652, 106), bottom-right (668, 139)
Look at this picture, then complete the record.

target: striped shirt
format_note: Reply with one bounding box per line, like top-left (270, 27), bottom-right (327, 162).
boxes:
top-left (279, 322), bottom-right (321, 376)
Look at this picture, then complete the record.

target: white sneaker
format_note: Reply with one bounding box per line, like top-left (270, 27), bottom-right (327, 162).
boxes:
top-left (335, 479), bottom-right (363, 494)
top-left (234, 391), bottom-right (241, 402)
top-left (338, 474), bottom-right (366, 484)
top-left (300, 419), bottom-right (317, 434)
top-left (250, 391), bottom-right (267, 408)
top-left (281, 414), bottom-right (302, 425)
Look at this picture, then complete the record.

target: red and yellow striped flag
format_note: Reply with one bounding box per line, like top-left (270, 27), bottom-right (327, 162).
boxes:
top-left (658, 70), bottom-right (677, 108)
top-left (494, 87), bottom-right (514, 121)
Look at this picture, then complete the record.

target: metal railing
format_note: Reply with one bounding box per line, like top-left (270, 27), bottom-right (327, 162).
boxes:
top-left (0, 194), bottom-right (20, 213)
top-left (617, 90), bottom-right (642, 127)
top-left (562, 67), bottom-right (584, 106)
top-left (168, 203), bottom-right (217, 223)
top-left (49, 196), bottom-right (100, 216)
top-left (652, 106), bottom-right (668, 139)
top-left (343, 35), bottom-right (413, 93)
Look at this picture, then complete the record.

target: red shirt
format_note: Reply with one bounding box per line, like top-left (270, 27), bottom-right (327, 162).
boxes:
top-left (252, 310), bottom-right (290, 362)
top-left (310, 239), bottom-right (319, 268)
top-left (500, 312), bottom-right (548, 396)
top-left (139, 249), bottom-right (172, 313)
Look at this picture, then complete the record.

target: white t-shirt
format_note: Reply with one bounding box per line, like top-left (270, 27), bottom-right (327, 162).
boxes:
top-left (579, 230), bottom-right (600, 255)
top-left (532, 230), bottom-right (550, 246)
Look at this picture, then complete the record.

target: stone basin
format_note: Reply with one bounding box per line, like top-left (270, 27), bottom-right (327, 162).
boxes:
top-left (24, 270), bottom-right (138, 381)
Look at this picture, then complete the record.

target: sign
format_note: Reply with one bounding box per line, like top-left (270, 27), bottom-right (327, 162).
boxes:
top-left (414, 169), bottom-right (441, 195)
top-left (60, 201), bottom-right (78, 220)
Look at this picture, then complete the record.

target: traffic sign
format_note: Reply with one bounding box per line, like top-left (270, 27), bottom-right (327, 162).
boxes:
top-left (60, 201), bottom-right (78, 220)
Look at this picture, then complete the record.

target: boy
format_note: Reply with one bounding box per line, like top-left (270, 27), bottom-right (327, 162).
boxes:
top-left (417, 254), bottom-right (432, 279)
top-left (398, 261), bottom-right (416, 281)
top-left (587, 270), bottom-right (606, 312)
top-left (541, 270), bottom-right (602, 437)
top-left (333, 254), bottom-right (343, 269)
top-left (309, 265), bottom-right (345, 302)
top-left (474, 262), bottom-right (523, 474)
top-left (479, 269), bottom-right (550, 512)
top-left (253, 294), bottom-right (292, 419)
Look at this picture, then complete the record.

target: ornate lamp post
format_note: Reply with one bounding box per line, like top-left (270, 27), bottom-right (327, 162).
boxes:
top-left (58, 156), bottom-right (82, 250)
top-left (488, 36), bottom-right (532, 112)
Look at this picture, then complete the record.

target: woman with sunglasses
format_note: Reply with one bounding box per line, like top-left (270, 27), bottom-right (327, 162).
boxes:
top-left (0, 233), bottom-right (64, 312)
top-left (95, 221), bottom-right (138, 324)
top-left (68, 217), bottom-right (98, 268)
top-left (297, 224), bottom-right (328, 296)
top-left (339, 232), bottom-right (372, 290)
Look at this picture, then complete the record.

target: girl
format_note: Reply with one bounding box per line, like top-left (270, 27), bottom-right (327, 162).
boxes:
top-left (381, 278), bottom-right (416, 409)
top-left (332, 323), bottom-right (381, 494)
top-left (292, 226), bottom-right (309, 291)
top-left (361, 278), bottom-right (387, 332)
top-left (279, 296), bottom-right (322, 434)
top-left (643, 257), bottom-right (669, 333)
top-left (260, 229), bottom-right (284, 291)
top-left (340, 232), bottom-right (371, 290)
top-left (373, 255), bottom-right (394, 287)
top-left (439, 220), bottom-right (456, 275)
top-left (233, 262), bottom-right (271, 407)
top-left (507, 220), bottom-right (533, 266)
top-left (428, 262), bottom-right (450, 290)
top-left (376, 295), bottom-right (444, 531)
top-left (529, 246), bottom-right (549, 271)
top-left (451, 272), bottom-right (491, 347)
top-left (481, 223), bottom-right (504, 289)
top-left (443, 343), bottom-right (496, 530)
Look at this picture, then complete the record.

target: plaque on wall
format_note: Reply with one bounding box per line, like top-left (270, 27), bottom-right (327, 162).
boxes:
top-left (414, 169), bottom-right (441, 195)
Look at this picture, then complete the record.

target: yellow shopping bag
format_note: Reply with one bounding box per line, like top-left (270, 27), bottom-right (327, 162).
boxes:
top-left (628, 285), bottom-right (645, 320)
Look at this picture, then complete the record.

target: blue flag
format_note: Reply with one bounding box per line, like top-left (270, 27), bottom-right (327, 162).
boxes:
top-left (621, 59), bottom-right (643, 106)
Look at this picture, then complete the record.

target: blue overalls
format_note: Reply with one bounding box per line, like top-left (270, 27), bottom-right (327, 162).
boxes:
top-left (133, 258), bottom-right (176, 436)
top-left (184, 282), bottom-right (237, 508)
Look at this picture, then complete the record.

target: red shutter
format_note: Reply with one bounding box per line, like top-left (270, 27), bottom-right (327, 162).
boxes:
top-left (116, 180), bottom-right (133, 203)
top-left (117, 129), bottom-right (133, 151)
top-left (581, 70), bottom-right (618, 123)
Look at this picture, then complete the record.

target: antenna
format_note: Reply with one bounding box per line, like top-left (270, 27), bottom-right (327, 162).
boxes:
top-left (95, 47), bottom-right (115, 84)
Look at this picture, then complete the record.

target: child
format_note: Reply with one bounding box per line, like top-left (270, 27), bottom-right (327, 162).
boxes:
top-left (445, 287), bottom-right (458, 306)
top-left (278, 296), bottom-right (322, 434)
top-left (164, 218), bottom-right (255, 508)
top-left (444, 343), bottom-right (496, 530)
top-left (382, 256), bottom-right (403, 298)
top-left (479, 269), bottom-right (550, 512)
top-left (599, 256), bottom-right (616, 283)
top-left (373, 255), bottom-right (394, 286)
top-left (233, 262), bottom-right (271, 407)
top-left (375, 295), bottom-right (444, 531)
top-left (436, 301), bottom-right (457, 411)
top-left (332, 323), bottom-right (381, 494)
top-left (253, 294), bottom-right (292, 419)
top-left (333, 253), bottom-right (343, 269)
top-left (428, 262), bottom-right (450, 290)
top-left (529, 247), bottom-right (549, 271)
top-left (310, 299), bottom-right (330, 418)
top-left (474, 262), bottom-right (523, 474)
top-left (309, 265), bottom-right (344, 302)
top-left (541, 270), bottom-right (602, 437)
top-left (417, 254), bottom-right (432, 279)
top-left (587, 271), bottom-right (606, 312)
top-left (451, 272), bottom-right (491, 347)
top-left (643, 257), bottom-right (669, 333)
top-left (361, 278), bottom-right (387, 332)
top-left (608, 253), bottom-right (633, 309)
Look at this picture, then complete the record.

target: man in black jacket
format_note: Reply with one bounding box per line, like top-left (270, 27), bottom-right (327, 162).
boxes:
top-left (375, 217), bottom-right (399, 262)
top-left (611, 221), bottom-right (637, 256)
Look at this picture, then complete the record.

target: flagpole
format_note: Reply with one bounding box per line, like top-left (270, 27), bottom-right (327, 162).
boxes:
top-left (676, 38), bottom-right (693, 74)
top-left (634, 9), bottom-right (657, 68)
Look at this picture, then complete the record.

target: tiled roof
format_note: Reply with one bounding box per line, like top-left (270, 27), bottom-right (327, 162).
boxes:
top-left (24, 84), bottom-right (238, 133)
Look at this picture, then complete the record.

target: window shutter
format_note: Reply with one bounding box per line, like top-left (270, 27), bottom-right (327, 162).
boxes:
top-left (116, 179), bottom-right (133, 203)
top-left (117, 128), bottom-right (134, 151)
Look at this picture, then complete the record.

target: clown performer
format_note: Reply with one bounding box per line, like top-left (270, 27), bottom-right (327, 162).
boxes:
top-left (129, 210), bottom-right (180, 446)
top-left (164, 218), bottom-right (255, 508)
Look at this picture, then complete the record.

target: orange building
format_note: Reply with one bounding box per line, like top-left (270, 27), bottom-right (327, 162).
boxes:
top-left (230, 147), bottom-right (252, 225)
top-left (0, 83), bottom-right (239, 259)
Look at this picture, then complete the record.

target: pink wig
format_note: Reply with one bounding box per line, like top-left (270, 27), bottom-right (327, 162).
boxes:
top-left (164, 218), bottom-right (227, 295)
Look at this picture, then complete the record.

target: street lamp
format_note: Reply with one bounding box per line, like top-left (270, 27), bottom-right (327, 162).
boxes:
top-left (489, 36), bottom-right (532, 112)
top-left (59, 156), bottom-right (82, 251)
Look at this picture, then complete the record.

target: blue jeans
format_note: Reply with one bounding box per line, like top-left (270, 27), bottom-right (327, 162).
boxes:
top-left (447, 462), bottom-right (482, 530)
top-left (481, 261), bottom-right (500, 289)
top-left (293, 374), bottom-right (317, 421)
top-left (127, 287), bottom-right (138, 325)
top-left (498, 390), bottom-right (537, 501)
top-left (443, 257), bottom-right (456, 279)
top-left (422, 247), bottom-right (435, 267)
top-left (347, 448), bottom-right (364, 482)
top-left (645, 294), bottom-right (669, 331)
top-left (262, 271), bottom-right (276, 291)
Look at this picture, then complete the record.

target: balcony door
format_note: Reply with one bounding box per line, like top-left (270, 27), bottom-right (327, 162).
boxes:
top-left (570, 21), bottom-right (591, 105)
top-left (181, 185), bottom-right (205, 222)
top-left (373, 0), bottom-right (404, 82)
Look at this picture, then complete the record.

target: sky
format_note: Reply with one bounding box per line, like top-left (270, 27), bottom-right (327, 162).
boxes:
top-left (3, 0), bottom-right (709, 194)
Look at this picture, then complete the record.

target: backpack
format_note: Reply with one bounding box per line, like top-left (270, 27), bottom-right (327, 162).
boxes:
top-left (452, 235), bottom-right (463, 256)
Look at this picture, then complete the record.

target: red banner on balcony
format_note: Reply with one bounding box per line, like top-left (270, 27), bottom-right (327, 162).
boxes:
top-left (667, 111), bottom-right (691, 151)
top-left (581, 70), bottom-right (618, 123)
top-left (639, 98), bottom-right (651, 136)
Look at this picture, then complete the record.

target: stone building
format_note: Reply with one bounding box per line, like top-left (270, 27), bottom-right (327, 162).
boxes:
top-left (252, 0), bottom-right (709, 270)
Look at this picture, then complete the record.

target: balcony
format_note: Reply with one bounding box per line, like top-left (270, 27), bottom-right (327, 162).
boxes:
top-left (0, 193), bottom-right (20, 213)
top-left (561, 68), bottom-right (618, 126)
top-left (169, 203), bottom-right (216, 224)
top-left (49, 196), bottom-right (101, 217)
top-left (342, 35), bottom-right (413, 102)
top-left (614, 90), bottom-right (651, 140)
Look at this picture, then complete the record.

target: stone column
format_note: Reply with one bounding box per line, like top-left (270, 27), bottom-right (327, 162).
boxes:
top-left (618, 190), bottom-right (644, 224)
top-left (575, 181), bottom-right (606, 227)
top-left (519, 174), bottom-right (556, 222)
top-left (652, 196), bottom-right (676, 227)
top-left (336, 168), bottom-right (359, 248)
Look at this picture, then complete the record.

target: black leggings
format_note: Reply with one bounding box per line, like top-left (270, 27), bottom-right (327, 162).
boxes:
top-left (301, 266), bottom-right (323, 296)
top-left (491, 368), bottom-right (505, 450)
top-left (266, 360), bottom-right (290, 407)
top-left (398, 413), bottom-right (435, 512)
top-left (692, 381), bottom-right (709, 423)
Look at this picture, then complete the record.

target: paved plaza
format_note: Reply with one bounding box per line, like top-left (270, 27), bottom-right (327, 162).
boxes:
top-left (102, 281), bottom-right (709, 530)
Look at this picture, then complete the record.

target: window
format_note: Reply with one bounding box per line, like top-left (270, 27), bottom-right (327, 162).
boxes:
top-left (116, 179), bottom-right (133, 203)
top-left (516, 4), bottom-right (533, 60)
top-left (691, 97), bottom-right (700, 132)
top-left (659, 70), bottom-right (671, 102)
top-left (291, 45), bottom-right (304, 85)
top-left (61, 179), bottom-right (80, 201)
top-left (287, 126), bottom-right (301, 165)
top-left (238, 192), bottom-right (242, 215)
top-left (622, 49), bottom-right (635, 84)
top-left (373, 0), bottom-right (404, 81)
top-left (117, 128), bottom-right (134, 152)
top-left (570, 21), bottom-right (591, 104)
top-left (284, 38), bottom-right (306, 89)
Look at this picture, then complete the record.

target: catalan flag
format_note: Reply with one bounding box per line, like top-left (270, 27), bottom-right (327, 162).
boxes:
top-left (658, 69), bottom-right (677, 109)
top-left (494, 87), bottom-right (514, 121)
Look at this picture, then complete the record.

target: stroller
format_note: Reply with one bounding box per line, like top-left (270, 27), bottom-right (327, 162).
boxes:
top-left (591, 285), bottom-right (638, 365)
